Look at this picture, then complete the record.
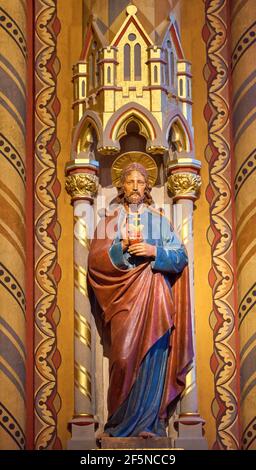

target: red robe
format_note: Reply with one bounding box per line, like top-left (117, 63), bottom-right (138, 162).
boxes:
top-left (87, 212), bottom-right (193, 419)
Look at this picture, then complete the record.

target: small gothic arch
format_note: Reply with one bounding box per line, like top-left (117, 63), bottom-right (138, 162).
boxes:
top-left (107, 66), bottom-right (111, 84)
top-left (116, 115), bottom-right (151, 142)
top-left (165, 49), bottom-right (169, 86)
top-left (89, 54), bottom-right (93, 90)
top-left (81, 80), bottom-right (86, 97)
top-left (71, 110), bottom-right (103, 156)
top-left (134, 43), bottom-right (141, 80)
top-left (119, 120), bottom-right (147, 154)
top-left (179, 79), bottom-right (183, 96)
top-left (95, 51), bottom-right (100, 87)
top-left (103, 102), bottom-right (166, 153)
top-left (165, 40), bottom-right (176, 89)
top-left (161, 64), bottom-right (165, 84)
top-left (154, 65), bottom-right (158, 83)
top-left (164, 112), bottom-right (193, 153)
top-left (124, 43), bottom-right (131, 80)
top-left (168, 122), bottom-right (187, 152)
top-left (109, 109), bottom-right (156, 143)
top-left (187, 79), bottom-right (190, 98)
top-left (170, 51), bottom-right (175, 87)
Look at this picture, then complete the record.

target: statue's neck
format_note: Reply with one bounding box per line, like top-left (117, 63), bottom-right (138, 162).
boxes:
top-left (124, 202), bottom-right (145, 214)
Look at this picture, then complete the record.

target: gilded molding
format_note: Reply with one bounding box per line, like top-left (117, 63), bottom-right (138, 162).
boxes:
top-left (97, 145), bottom-right (120, 155)
top-left (147, 145), bottom-right (168, 155)
top-left (74, 216), bottom-right (90, 249)
top-left (75, 362), bottom-right (92, 400)
top-left (75, 311), bottom-right (91, 349)
top-left (65, 173), bottom-right (98, 201)
top-left (167, 172), bottom-right (201, 199)
top-left (74, 263), bottom-right (88, 296)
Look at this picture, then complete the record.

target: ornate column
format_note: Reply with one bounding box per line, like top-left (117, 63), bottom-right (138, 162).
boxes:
top-left (230, 0), bottom-right (256, 450)
top-left (0, 1), bottom-right (27, 449)
top-left (65, 157), bottom-right (99, 449)
top-left (167, 157), bottom-right (208, 450)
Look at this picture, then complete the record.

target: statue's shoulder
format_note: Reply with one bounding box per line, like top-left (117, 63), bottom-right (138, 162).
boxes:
top-left (147, 205), bottom-right (165, 217)
top-left (147, 206), bottom-right (174, 230)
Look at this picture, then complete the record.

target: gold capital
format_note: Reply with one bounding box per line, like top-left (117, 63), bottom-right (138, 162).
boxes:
top-left (167, 172), bottom-right (201, 200)
top-left (65, 173), bottom-right (98, 202)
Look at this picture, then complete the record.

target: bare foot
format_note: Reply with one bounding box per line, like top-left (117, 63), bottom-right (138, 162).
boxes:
top-left (138, 431), bottom-right (157, 438)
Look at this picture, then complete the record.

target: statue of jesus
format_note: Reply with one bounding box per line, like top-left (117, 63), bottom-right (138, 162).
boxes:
top-left (88, 153), bottom-right (193, 438)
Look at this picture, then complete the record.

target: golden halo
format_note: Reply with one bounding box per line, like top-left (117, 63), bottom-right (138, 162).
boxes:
top-left (111, 151), bottom-right (158, 188)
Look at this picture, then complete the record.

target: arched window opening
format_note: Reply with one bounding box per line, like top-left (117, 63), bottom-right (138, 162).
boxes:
top-left (95, 63), bottom-right (99, 87)
top-left (89, 54), bottom-right (93, 90)
top-left (94, 56), bottom-right (97, 86)
top-left (107, 66), bottom-right (111, 84)
top-left (168, 123), bottom-right (187, 153)
top-left (187, 79), bottom-right (190, 98)
top-left (179, 78), bottom-right (183, 96)
top-left (165, 50), bottom-right (169, 86)
top-left (154, 65), bottom-right (158, 83)
top-left (81, 80), bottom-right (86, 97)
top-left (119, 120), bottom-right (147, 154)
top-left (170, 51), bottom-right (175, 87)
top-left (95, 53), bottom-right (99, 87)
top-left (92, 54), bottom-right (95, 88)
top-left (124, 43), bottom-right (131, 81)
top-left (161, 65), bottom-right (165, 84)
top-left (134, 43), bottom-right (141, 80)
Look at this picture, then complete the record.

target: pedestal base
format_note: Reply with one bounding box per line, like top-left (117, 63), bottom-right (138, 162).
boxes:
top-left (174, 414), bottom-right (208, 450)
top-left (174, 437), bottom-right (208, 450)
top-left (67, 417), bottom-right (97, 450)
top-left (100, 437), bottom-right (175, 449)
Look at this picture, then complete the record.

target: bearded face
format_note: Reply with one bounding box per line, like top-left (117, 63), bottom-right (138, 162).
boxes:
top-left (122, 170), bottom-right (146, 206)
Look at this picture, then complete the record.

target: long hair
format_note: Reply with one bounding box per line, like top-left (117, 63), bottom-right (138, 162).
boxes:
top-left (116, 162), bottom-right (154, 206)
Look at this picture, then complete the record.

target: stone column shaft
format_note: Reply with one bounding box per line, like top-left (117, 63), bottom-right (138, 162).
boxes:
top-left (65, 159), bottom-right (99, 449)
top-left (173, 199), bottom-right (198, 414)
top-left (74, 201), bottom-right (93, 416)
top-left (167, 158), bottom-right (207, 450)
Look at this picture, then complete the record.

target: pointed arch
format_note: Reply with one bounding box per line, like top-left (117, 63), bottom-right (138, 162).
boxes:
top-left (103, 102), bottom-right (167, 153)
top-left (71, 110), bottom-right (103, 156)
top-left (106, 103), bottom-right (160, 142)
top-left (163, 110), bottom-right (194, 152)
top-left (134, 43), bottom-right (141, 80)
top-left (124, 43), bottom-right (131, 80)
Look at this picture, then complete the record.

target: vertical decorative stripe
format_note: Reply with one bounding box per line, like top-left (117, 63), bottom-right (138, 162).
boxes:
top-left (25, 0), bottom-right (35, 450)
top-left (203, 0), bottom-right (240, 449)
top-left (34, 0), bottom-right (62, 450)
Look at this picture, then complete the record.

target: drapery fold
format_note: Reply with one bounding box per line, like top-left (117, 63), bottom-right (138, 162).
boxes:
top-left (88, 212), bottom-right (193, 420)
